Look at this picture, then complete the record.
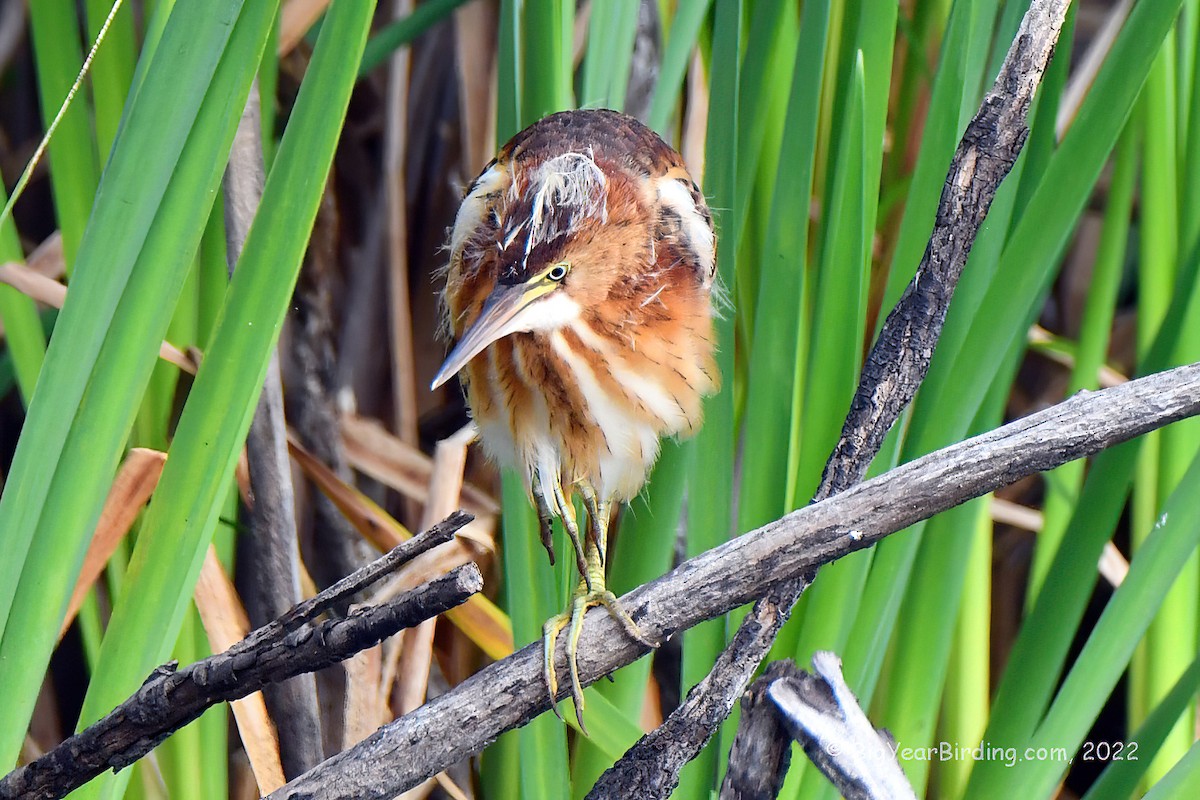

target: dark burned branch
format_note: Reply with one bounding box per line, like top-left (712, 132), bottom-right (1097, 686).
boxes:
top-left (229, 79), bottom-right (323, 779)
top-left (818, 0), bottom-right (1065, 498)
top-left (594, 0), bottom-right (1071, 795)
top-left (265, 361), bottom-right (1200, 800)
top-left (0, 513), bottom-right (477, 800)
top-left (279, 511), bottom-right (472, 632)
top-left (768, 654), bottom-right (915, 800)
top-left (718, 662), bottom-right (798, 800)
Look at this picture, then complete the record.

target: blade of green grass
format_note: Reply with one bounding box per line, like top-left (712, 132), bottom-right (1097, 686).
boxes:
top-left (1128, 51), bottom-right (1176, 755)
top-left (997, 449), bottom-right (1200, 799)
top-left (1178, 1), bottom-right (1198, 148)
top-left (358, 0), bottom-right (471, 76)
top-left (880, 0), bottom-right (997, 313)
top-left (647, 0), bottom-right (714, 135)
top-left (736, 0), bottom-right (830, 535)
top-left (1141, 22), bottom-right (1200, 787)
top-left (579, 0), bottom-right (640, 111)
top-left (197, 193), bottom-right (229, 346)
top-left (1142, 743), bottom-right (1200, 800)
top-left (480, 725), bottom-right (520, 800)
top-left (0, 194), bottom-right (46, 403)
top-left (1083, 650), bottom-right (1200, 800)
top-left (780, 62), bottom-right (869, 738)
top-left (876, 497), bottom-right (987, 792)
top-left (1028, 119), bottom-right (1137, 606)
top-left (730, 0), bottom-right (797, 331)
top-left (678, 1), bottom-right (740, 795)
top-left (1181, 4), bottom-right (1200, 257)
top-left (500, 473), bottom-right (571, 800)
top-left (84, 0), bottom-right (137, 160)
top-left (67, 4), bottom-right (371, 797)
top-left (793, 49), bottom-right (867, 510)
top-left (0, 0), bottom-right (262, 765)
top-left (522, 0), bottom-right (574, 123)
top-left (805, 0), bottom-right (892, 284)
top-left (27, 0), bottom-right (102, 269)
top-left (886, 0), bottom-right (951, 192)
top-left (1128, 35), bottom-right (1195, 786)
top-left (936, 497), bottom-right (992, 800)
top-left (1138, 35), bottom-right (1179, 357)
top-left (852, 0), bottom-right (896, 275)
top-left (739, 18), bottom-right (798, 310)
top-left (497, 0), bottom-right (522, 141)
top-left (138, 0), bottom-right (176, 92)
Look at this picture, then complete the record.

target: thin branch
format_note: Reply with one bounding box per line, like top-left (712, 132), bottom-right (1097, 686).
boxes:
top-left (593, 1), bottom-right (1071, 794)
top-left (0, 514), bottom-right (477, 800)
top-left (265, 360), bottom-right (1200, 799)
top-left (228, 78), bottom-right (324, 779)
top-left (269, 511), bottom-right (473, 634)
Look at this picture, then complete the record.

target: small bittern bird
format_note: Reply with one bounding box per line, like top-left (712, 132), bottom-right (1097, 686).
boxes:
top-left (432, 109), bottom-right (718, 723)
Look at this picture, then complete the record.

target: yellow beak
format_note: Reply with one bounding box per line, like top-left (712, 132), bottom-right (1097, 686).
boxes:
top-left (431, 283), bottom-right (545, 390)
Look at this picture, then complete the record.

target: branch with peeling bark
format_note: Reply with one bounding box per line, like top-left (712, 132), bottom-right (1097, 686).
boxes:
top-left (721, 656), bottom-right (920, 800)
top-left (227, 78), bottom-right (326, 781)
top-left (766, 655), bottom-right (916, 800)
top-left (262, 361), bottom-right (1200, 800)
top-left (0, 513), bottom-right (477, 800)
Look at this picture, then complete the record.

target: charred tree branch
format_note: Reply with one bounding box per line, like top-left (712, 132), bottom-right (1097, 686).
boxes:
top-left (0, 514), bottom-right (477, 800)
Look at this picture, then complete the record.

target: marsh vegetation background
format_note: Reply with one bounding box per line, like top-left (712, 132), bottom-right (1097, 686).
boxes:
top-left (1, 0), bottom-right (1199, 798)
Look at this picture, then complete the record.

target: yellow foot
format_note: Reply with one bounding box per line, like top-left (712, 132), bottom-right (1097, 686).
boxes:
top-left (542, 589), bottom-right (656, 733)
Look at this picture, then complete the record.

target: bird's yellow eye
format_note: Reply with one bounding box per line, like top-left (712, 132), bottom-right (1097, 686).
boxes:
top-left (546, 263), bottom-right (570, 282)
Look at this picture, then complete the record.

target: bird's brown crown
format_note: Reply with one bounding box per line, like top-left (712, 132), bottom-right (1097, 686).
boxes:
top-left (447, 110), bottom-right (714, 329)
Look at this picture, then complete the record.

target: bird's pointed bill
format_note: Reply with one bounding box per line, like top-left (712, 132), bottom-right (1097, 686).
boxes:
top-left (431, 283), bottom-right (549, 389)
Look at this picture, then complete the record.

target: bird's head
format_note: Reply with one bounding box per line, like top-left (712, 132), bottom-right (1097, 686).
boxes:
top-left (432, 147), bottom-right (654, 390)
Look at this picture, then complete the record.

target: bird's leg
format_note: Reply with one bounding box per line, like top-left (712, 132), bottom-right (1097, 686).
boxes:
top-left (550, 476), bottom-right (590, 589)
top-left (543, 484), bottom-right (657, 730)
top-left (540, 475), bottom-right (589, 723)
top-left (531, 482), bottom-right (557, 566)
top-left (577, 482), bottom-right (607, 569)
